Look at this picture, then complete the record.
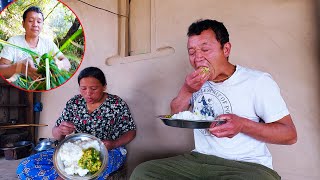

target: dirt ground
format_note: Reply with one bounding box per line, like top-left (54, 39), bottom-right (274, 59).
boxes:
top-left (0, 156), bottom-right (21, 180)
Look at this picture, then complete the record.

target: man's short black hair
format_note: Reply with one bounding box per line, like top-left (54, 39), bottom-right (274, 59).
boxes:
top-left (78, 67), bottom-right (107, 86)
top-left (23, 6), bottom-right (44, 21)
top-left (187, 19), bottom-right (229, 47)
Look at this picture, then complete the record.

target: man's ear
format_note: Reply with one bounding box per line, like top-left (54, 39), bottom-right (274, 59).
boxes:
top-left (22, 21), bottom-right (25, 29)
top-left (223, 42), bottom-right (231, 57)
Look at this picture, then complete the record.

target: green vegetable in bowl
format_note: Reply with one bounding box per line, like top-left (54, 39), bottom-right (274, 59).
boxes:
top-left (78, 148), bottom-right (102, 174)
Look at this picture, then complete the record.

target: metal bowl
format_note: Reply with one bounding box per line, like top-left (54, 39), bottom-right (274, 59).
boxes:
top-left (53, 133), bottom-right (108, 180)
top-left (34, 138), bottom-right (58, 152)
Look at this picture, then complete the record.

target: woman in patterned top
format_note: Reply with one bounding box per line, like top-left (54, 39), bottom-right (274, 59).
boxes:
top-left (17, 67), bottom-right (136, 180)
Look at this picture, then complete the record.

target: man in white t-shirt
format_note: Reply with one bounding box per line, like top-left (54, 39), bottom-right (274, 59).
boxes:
top-left (0, 6), bottom-right (70, 80)
top-left (131, 19), bottom-right (297, 180)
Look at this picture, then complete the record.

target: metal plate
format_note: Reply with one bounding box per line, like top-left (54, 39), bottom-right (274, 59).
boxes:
top-left (158, 115), bottom-right (226, 129)
top-left (53, 133), bottom-right (108, 180)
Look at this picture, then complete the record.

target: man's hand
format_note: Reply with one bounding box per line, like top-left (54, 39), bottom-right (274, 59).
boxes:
top-left (184, 68), bottom-right (210, 93)
top-left (170, 68), bottom-right (210, 114)
top-left (209, 114), bottom-right (244, 138)
top-left (209, 114), bottom-right (297, 145)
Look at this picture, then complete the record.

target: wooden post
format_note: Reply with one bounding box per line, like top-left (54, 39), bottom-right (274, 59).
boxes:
top-left (25, 92), bottom-right (34, 143)
top-left (118, 0), bottom-right (129, 57)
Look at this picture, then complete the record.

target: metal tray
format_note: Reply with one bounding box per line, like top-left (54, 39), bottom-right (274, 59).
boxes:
top-left (158, 115), bottom-right (226, 129)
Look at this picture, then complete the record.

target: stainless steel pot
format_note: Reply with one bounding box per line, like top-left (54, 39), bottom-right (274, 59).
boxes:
top-left (34, 138), bottom-right (58, 152)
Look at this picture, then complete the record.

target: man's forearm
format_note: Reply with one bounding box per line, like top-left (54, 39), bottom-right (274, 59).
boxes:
top-left (241, 115), bottom-right (297, 145)
top-left (170, 86), bottom-right (193, 114)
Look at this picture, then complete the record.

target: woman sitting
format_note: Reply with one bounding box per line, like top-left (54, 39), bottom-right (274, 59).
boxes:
top-left (16, 67), bottom-right (136, 179)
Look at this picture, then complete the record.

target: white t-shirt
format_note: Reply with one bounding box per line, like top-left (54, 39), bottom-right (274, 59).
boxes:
top-left (191, 65), bottom-right (289, 169)
top-left (0, 35), bottom-right (62, 63)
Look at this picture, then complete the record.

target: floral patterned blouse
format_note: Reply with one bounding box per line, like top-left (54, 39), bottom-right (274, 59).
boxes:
top-left (55, 93), bottom-right (136, 140)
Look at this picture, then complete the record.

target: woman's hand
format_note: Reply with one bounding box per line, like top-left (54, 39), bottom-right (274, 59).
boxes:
top-left (57, 121), bottom-right (76, 136)
top-left (16, 58), bottom-right (40, 80)
top-left (102, 140), bottom-right (116, 150)
top-left (102, 130), bottom-right (136, 150)
top-left (52, 121), bottom-right (75, 141)
top-left (0, 57), bottom-right (40, 79)
top-left (54, 56), bottom-right (71, 71)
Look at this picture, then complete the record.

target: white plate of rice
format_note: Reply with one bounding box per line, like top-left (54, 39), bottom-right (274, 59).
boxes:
top-left (158, 111), bottom-right (226, 129)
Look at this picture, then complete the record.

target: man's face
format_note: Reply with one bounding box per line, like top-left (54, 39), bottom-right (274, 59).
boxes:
top-left (22, 11), bottom-right (43, 38)
top-left (187, 29), bottom-right (230, 74)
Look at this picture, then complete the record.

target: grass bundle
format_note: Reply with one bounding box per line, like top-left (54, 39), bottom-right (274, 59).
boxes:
top-left (0, 39), bottom-right (71, 90)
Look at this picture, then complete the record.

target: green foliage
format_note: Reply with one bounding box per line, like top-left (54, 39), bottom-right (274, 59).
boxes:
top-left (0, 38), bottom-right (71, 91)
top-left (0, 39), bottom-right (39, 57)
top-left (58, 26), bottom-right (84, 71)
top-left (11, 56), bottom-right (72, 91)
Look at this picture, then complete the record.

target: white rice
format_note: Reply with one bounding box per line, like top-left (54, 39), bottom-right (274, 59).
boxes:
top-left (171, 111), bottom-right (214, 121)
top-left (58, 139), bottom-right (101, 176)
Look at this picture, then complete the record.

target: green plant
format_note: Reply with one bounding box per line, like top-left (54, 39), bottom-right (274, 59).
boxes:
top-left (0, 39), bottom-right (71, 90)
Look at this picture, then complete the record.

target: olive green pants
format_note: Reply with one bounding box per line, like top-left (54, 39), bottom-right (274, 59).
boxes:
top-left (130, 152), bottom-right (280, 180)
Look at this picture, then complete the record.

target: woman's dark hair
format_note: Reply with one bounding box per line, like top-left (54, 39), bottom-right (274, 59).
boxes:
top-left (187, 19), bottom-right (229, 48)
top-left (23, 6), bottom-right (44, 21)
top-left (78, 67), bottom-right (107, 86)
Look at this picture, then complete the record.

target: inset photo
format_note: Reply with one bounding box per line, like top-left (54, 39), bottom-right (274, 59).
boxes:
top-left (0, 0), bottom-right (85, 91)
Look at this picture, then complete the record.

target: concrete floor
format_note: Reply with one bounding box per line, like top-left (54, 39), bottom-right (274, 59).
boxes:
top-left (0, 157), bottom-right (21, 180)
top-left (0, 154), bottom-right (128, 180)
